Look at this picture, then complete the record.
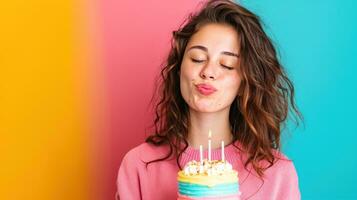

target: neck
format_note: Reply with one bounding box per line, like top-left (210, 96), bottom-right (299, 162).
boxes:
top-left (187, 108), bottom-right (233, 149)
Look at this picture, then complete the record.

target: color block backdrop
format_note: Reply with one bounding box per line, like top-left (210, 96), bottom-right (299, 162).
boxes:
top-left (0, 0), bottom-right (356, 200)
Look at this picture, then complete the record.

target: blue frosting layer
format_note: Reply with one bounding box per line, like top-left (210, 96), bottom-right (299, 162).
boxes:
top-left (178, 182), bottom-right (239, 197)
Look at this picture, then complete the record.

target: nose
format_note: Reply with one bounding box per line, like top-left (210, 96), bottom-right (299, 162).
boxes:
top-left (199, 63), bottom-right (216, 80)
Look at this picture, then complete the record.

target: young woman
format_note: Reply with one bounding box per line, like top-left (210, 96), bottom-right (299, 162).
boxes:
top-left (116, 0), bottom-right (303, 199)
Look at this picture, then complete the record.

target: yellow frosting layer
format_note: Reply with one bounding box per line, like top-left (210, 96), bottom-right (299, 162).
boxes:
top-left (177, 170), bottom-right (238, 187)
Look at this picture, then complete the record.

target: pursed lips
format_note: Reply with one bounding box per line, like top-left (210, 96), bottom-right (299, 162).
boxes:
top-left (195, 83), bottom-right (217, 95)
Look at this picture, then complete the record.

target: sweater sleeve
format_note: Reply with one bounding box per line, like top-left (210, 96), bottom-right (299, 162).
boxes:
top-left (116, 149), bottom-right (142, 200)
top-left (276, 160), bottom-right (301, 200)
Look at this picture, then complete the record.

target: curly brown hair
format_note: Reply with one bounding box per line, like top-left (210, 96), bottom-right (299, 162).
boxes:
top-left (145, 0), bottom-right (303, 178)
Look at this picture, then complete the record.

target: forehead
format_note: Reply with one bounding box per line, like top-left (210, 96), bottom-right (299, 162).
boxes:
top-left (186, 23), bottom-right (240, 54)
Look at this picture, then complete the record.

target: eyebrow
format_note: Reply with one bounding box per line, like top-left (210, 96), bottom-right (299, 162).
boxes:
top-left (187, 45), bottom-right (240, 58)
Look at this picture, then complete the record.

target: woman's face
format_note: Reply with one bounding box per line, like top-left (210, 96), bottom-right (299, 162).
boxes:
top-left (179, 23), bottom-right (241, 113)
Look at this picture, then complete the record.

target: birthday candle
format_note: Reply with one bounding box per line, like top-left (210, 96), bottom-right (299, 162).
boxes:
top-left (208, 130), bottom-right (212, 162)
top-left (221, 140), bottom-right (225, 161)
top-left (199, 145), bottom-right (203, 164)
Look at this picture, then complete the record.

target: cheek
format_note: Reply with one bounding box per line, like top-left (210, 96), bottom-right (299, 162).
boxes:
top-left (180, 61), bottom-right (199, 82)
top-left (223, 74), bottom-right (241, 95)
top-left (180, 64), bottom-right (193, 95)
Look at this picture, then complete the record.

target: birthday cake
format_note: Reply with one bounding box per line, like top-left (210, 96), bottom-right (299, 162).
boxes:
top-left (177, 159), bottom-right (240, 200)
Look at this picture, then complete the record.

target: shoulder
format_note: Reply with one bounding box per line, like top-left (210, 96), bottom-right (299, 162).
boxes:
top-left (121, 142), bottom-right (173, 165)
top-left (272, 150), bottom-right (297, 170)
top-left (264, 150), bottom-right (299, 180)
top-left (264, 150), bottom-right (301, 198)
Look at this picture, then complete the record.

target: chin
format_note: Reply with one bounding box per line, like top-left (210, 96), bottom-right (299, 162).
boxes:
top-left (191, 106), bottom-right (222, 113)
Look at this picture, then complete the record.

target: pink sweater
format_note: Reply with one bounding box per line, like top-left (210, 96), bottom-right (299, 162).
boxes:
top-left (116, 142), bottom-right (300, 200)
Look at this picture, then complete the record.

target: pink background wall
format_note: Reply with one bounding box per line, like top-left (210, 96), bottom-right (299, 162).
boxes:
top-left (99, 0), bottom-right (203, 198)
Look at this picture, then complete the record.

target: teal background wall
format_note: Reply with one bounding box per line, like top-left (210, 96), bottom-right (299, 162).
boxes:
top-left (240, 0), bottom-right (357, 199)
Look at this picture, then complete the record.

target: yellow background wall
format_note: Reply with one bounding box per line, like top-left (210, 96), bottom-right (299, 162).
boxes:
top-left (0, 1), bottom-right (93, 199)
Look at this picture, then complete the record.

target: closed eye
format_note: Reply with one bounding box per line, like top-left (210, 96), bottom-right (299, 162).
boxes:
top-left (191, 58), bottom-right (205, 63)
top-left (221, 64), bottom-right (234, 70)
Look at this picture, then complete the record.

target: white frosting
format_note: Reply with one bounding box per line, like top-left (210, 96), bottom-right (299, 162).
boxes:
top-left (183, 159), bottom-right (233, 176)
